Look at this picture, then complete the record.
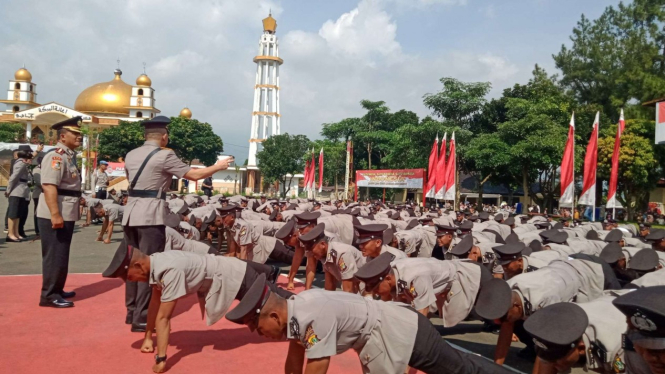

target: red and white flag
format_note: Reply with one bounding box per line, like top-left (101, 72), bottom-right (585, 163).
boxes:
top-left (579, 112), bottom-right (599, 206)
top-left (443, 132), bottom-right (456, 201)
top-left (318, 148), bottom-right (324, 193)
top-left (560, 113), bottom-right (575, 205)
top-left (425, 136), bottom-right (438, 198)
top-left (303, 156), bottom-right (311, 192)
top-left (435, 133), bottom-right (447, 199)
top-left (607, 109), bottom-right (625, 208)
top-left (309, 150), bottom-right (316, 191)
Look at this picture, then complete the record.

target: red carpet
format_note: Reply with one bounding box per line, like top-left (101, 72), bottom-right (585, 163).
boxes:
top-left (0, 274), bottom-right (362, 374)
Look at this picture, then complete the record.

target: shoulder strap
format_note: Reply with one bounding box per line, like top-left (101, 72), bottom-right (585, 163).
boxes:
top-left (129, 147), bottom-right (163, 191)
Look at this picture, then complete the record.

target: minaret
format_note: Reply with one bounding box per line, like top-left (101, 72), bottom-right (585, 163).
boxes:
top-left (247, 12), bottom-right (282, 170)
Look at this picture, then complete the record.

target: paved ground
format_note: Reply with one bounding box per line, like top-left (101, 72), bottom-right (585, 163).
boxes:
top-left (0, 197), bottom-right (586, 373)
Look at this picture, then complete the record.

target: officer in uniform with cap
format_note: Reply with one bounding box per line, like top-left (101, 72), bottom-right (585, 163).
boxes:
top-left (355, 252), bottom-right (490, 327)
top-left (102, 244), bottom-right (292, 373)
top-left (299, 223), bottom-right (365, 293)
top-left (613, 286), bottom-right (665, 374)
top-left (646, 229), bottom-right (665, 267)
top-left (493, 242), bottom-right (547, 280)
top-left (355, 224), bottom-right (407, 261)
top-left (225, 274), bottom-right (514, 374)
top-left (37, 116), bottom-right (83, 308)
top-left (121, 115), bottom-right (233, 331)
top-left (431, 224), bottom-right (458, 260)
top-left (285, 211), bottom-right (321, 290)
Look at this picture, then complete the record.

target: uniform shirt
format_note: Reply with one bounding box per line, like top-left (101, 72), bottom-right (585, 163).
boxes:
top-left (149, 251), bottom-right (246, 325)
top-left (164, 226), bottom-right (210, 255)
top-left (377, 245), bottom-right (407, 261)
top-left (576, 294), bottom-right (627, 373)
top-left (319, 241), bottom-right (366, 281)
top-left (232, 218), bottom-right (285, 264)
top-left (36, 142), bottom-right (81, 221)
top-left (31, 165), bottom-right (42, 200)
top-left (507, 259), bottom-right (604, 318)
top-left (105, 204), bottom-right (125, 222)
top-left (394, 229), bottom-right (421, 256)
top-left (630, 267), bottom-right (665, 287)
top-left (392, 258), bottom-right (481, 327)
top-left (286, 289), bottom-right (417, 373)
top-left (93, 168), bottom-right (109, 188)
top-left (319, 215), bottom-right (355, 245)
top-left (123, 140), bottom-right (191, 226)
top-left (7, 160), bottom-right (30, 199)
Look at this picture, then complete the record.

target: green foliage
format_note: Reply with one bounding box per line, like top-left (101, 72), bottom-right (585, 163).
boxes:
top-left (256, 133), bottom-right (311, 196)
top-left (310, 139), bottom-right (346, 187)
top-left (423, 77), bottom-right (491, 126)
top-left (0, 122), bottom-right (26, 142)
top-left (97, 121), bottom-right (144, 161)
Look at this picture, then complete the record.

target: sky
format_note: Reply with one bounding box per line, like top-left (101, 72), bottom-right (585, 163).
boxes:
top-left (0, 0), bottom-right (622, 162)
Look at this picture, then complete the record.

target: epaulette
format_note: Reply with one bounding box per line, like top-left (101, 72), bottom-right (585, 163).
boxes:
top-left (526, 265), bottom-right (539, 273)
top-left (55, 148), bottom-right (66, 155)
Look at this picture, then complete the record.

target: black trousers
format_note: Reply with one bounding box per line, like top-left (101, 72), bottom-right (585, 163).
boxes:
top-left (202, 188), bottom-right (212, 198)
top-left (408, 311), bottom-right (514, 374)
top-left (239, 261), bottom-right (294, 300)
top-left (270, 240), bottom-right (295, 266)
top-left (39, 218), bottom-right (75, 302)
top-left (33, 198), bottom-right (40, 235)
top-left (123, 225), bottom-right (166, 325)
top-left (96, 189), bottom-right (107, 200)
top-left (18, 198), bottom-right (29, 237)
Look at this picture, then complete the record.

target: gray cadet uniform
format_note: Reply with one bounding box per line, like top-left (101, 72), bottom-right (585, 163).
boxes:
top-left (37, 136), bottom-right (82, 303)
top-left (31, 163), bottom-right (42, 235)
top-left (319, 241), bottom-right (366, 282)
top-left (164, 226), bottom-right (211, 255)
top-left (7, 158), bottom-right (30, 234)
top-left (379, 245), bottom-right (407, 260)
top-left (319, 214), bottom-right (355, 245)
top-left (287, 289), bottom-right (514, 374)
top-left (231, 218), bottom-right (292, 265)
top-left (92, 168), bottom-right (109, 198)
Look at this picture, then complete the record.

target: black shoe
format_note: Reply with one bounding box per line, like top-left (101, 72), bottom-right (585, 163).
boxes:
top-left (131, 323), bottom-right (147, 332)
top-left (517, 347), bottom-right (536, 360)
top-left (39, 298), bottom-right (74, 308)
top-left (268, 265), bottom-right (281, 284)
top-left (6, 237), bottom-right (23, 243)
top-left (125, 311), bottom-right (133, 325)
top-left (60, 291), bottom-right (76, 299)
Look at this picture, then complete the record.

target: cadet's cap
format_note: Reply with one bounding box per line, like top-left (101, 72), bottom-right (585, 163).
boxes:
top-left (586, 230), bottom-right (600, 241)
top-left (17, 144), bottom-right (32, 152)
top-left (639, 222), bottom-right (651, 230)
top-left (285, 203), bottom-right (298, 211)
top-left (269, 209), bottom-right (278, 221)
top-left (240, 196), bottom-right (248, 202)
top-left (142, 115), bottom-right (170, 134)
top-left (354, 252), bottom-right (394, 291)
top-left (298, 223), bottom-right (326, 247)
top-left (552, 222), bottom-right (564, 230)
top-left (539, 229), bottom-right (567, 244)
top-left (599, 243), bottom-right (625, 264)
top-left (604, 229), bottom-right (624, 243)
top-left (275, 219), bottom-right (296, 240)
top-left (295, 211), bottom-right (321, 228)
top-left (478, 212), bottom-right (490, 221)
top-left (200, 209), bottom-right (216, 231)
top-left (524, 303), bottom-right (588, 362)
top-left (383, 227), bottom-right (394, 245)
top-left (456, 221), bottom-right (474, 233)
top-left (528, 240), bottom-right (543, 253)
top-left (534, 221), bottom-right (550, 229)
top-left (216, 203), bottom-right (238, 217)
top-left (99, 160), bottom-right (108, 165)
top-left (494, 242), bottom-right (527, 265)
top-left (629, 249), bottom-right (660, 272)
top-left (435, 224), bottom-right (459, 237)
top-left (494, 213), bottom-right (504, 222)
top-left (450, 234), bottom-right (474, 256)
top-left (355, 224), bottom-right (389, 244)
top-left (612, 286), bottom-right (665, 350)
top-left (474, 278), bottom-right (512, 320)
top-left (390, 211), bottom-right (400, 220)
top-left (483, 229), bottom-right (505, 244)
top-left (168, 199), bottom-right (188, 215)
top-left (225, 274), bottom-right (270, 325)
top-left (102, 242), bottom-right (134, 280)
top-left (405, 220), bottom-right (419, 230)
top-left (256, 202), bottom-right (270, 213)
top-left (417, 216), bottom-right (433, 223)
top-left (505, 232), bottom-right (519, 244)
top-left (503, 217), bottom-right (515, 226)
top-left (164, 212), bottom-right (182, 228)
top-left (645, 229), bottom-right (665, 242)
top-left (51, 116), bottom-right (83, 133)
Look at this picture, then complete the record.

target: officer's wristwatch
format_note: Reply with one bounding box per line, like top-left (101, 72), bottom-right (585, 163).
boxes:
top-left (155, 354), bottom-right (167, 364)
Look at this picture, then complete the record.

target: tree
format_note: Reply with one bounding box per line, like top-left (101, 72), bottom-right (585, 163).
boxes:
top-left (597, 119), bottom-right (659, 220)
top-left (256, 133), bottom-right (311, 197)
top-left (97, 121), bottom-right (144, 161)
top-left (464, 133), bottom-right (511, 203)
top-left (0, 122), bottom-right (26, 143)
top-left (423, 77), bottom-right (491, 127)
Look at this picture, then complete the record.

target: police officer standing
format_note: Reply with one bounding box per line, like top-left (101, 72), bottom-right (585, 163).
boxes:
top-left (121, 115), bottom-right (232, 331)
top-left (37, 117), bottom-right (83, 308)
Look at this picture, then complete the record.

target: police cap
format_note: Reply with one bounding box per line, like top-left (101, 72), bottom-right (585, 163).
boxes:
top-left (216, 203), bottom-right (237, 217)
top-left (494, 242), bottom-right (527, 265)
top-left (524, 303), bottom-right (588, 362)
top-left (534, 221), bottom-right (551, 229)
top-left (539, 229), bottom-right (567, 244)
top-left (639, 222), bottom-right (651, 230)
top-left (586, 230), bottom-right (600, 241)
top-left (505, 231), bottom-right (519, 244)
top-left (474, 278), bottom-right (512, 320)
top-left (435, 224), bottom-right (458, 237)
top-left (275, 219), bottom-right (296, 240)
top-left (449, 234), bottom-right (474, 256)
top-left (51, 116), bottom-right (83, 133)
top-left (612, 286), bottom-right (665, 350)
top-left (102, 242), bottom-right (133, 280)
top-left (528, 240), bottom-right (543, 253)
top-left (294, 211), bottom-right (321, 228)
top-left (269, 209), bottom-right (278, 221)
top-left (142, 115), bottom-right (170, 134)
top-left (383, 227), bottom-right (394, 245)
top-left (503, 217), bottom-right (515, 226)
top-left (225, 274), bottom-right (270, 325)
top-left (478, 212), bottom-right (490, 222)
top-left (494, 213), bottom-right (504, 222)
top-left (599, 242), bottom-right (624, 264)
top-left (298, 223), bottom-right (326, 247)
top-left (405, 220), bottom-right (419, 230)
top-left (604, 229), bottom-right (624, 243)
top-left (354, 252), bottom-right (394, 291)
top-left (456, 220), bottom-right (474, 234)
top-left (629, 249), bottom-right (660, 272)
top-left (355, 224), bottom-right (389, 244)
top-left (646, 229), bottom-right (665, 242)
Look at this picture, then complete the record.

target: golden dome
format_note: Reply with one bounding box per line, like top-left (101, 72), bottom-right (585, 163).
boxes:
top-left (15, 67), bottom-right (32, 82)
top-left (74, 69), bottom-right (132, 115)
top-left (136, 73), bottom-right (152, 87)
top-left (262, 13), bottom-right (277, 33)
top-left (180, 107), bottom-right (192, 118)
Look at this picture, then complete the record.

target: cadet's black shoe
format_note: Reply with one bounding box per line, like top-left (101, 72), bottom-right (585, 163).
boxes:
top-left (60, 291), bottom-right (76, 299)
top-left (39, 298), bottom-right (74, 308)
top-left (268, 265), bottom-right (281, 284)
top-left (131, 323), bottom-right (147, 333)
top-left (125, 312), bottom-right (133, 325)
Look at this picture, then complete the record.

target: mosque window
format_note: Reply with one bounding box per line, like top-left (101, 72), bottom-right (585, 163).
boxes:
top-left (14, 83), bottom-right (20, 90)
top-left (138, 88), bottom-right (144, 96)
top-left (137, 111), bottom-right (143, 118)
top-left (29, 85), bottom-right (33, 92)
top-left (12, 106), bottom-right (19, 112)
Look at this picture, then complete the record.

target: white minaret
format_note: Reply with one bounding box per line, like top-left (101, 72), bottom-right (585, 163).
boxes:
top-left (247, 12), bottom-right (282, 168)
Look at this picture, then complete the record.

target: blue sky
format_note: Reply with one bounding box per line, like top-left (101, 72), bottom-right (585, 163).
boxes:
top-left (0, 0), bottom-right (622, 162)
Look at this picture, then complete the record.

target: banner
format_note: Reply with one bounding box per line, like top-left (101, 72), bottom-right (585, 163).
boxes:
top-left (579, 112), bottom-right (598, 206)
top-left (355, 169), bottom-right (425, 189)
top-left (560, 113), bottom-right (575, 205)
top-left (105, 162), bottom-right (125, 177)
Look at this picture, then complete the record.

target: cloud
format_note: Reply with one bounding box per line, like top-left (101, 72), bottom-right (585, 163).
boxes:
top-left (480, 4), bottom-right (496, 19)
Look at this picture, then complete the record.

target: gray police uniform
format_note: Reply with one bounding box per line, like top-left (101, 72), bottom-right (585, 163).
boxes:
top-left (31, 164), bottom-right (42, 235)
top-left (232, 218), bottom-right (292, 265)
top-left (378, 245), bottom-right (407, 261)
top-left (576, 294), bottom-right (627, 373)
top-left (164, 226), bottom-right (211, 256)
top-left (7, 159), bottom-right (30, 234)
top-left (319, 215), bottom-right (355, 245)
top-left (319, 241), bottom-right (366, 282)
top-left (93, 168), bottom-right (109, 199)
top-left (37, 142), bottom-right (81, 302)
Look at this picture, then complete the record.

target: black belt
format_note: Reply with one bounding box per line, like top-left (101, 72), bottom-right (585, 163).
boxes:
top-left (58, 189), bottom-right (82, 197)
top-left (19, 178), bottom-right (28, 182)
top-left (128, 190), bottom-right (166, 200)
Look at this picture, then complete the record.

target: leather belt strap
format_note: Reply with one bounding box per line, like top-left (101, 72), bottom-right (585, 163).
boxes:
top-left (128, 190), bottom-right (166, 200)
top-left (58, 189), bottom-right (82, 197)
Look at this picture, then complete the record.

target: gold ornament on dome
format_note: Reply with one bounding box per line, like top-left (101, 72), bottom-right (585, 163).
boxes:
top-left (136, 73), bottom-right (152, 87)
top-left (263, 13), bottom-right (277, 33)
top-left (74, 69), bottom-right (133, 115)
top-left (180, 107), bottom-right (192, 119)
top-left (15, 67), bottom-right (32, 82)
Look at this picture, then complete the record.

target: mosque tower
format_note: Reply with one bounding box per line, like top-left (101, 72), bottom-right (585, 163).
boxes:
top-left (247, 12), bottom-right (282, 190)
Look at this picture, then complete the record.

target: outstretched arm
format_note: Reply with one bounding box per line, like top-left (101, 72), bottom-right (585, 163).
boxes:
top-left (304, 357), bottom-right (330, 374)
top-left (285, 340), bottom-right (305, 374)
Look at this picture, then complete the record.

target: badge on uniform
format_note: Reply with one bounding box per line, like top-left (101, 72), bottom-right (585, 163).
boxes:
top-left (327, 248), bottom-right (337, 263)
top-left (52, 159), bottom-right (62, 170)
top-left (240, 227), bottom-right (247, 238)
top-left (304, 325), bottom-right (319, 349)
top-left (338, 256), bottom-right (347, 272)
top-left (613, 354), bottom-right (625, 373)
top-left (397, 279), bottom-right (407, 294)
top-left (289, 317), bottom-right (300, 338)
top-left (409, 281), bottom-right (418, 298)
